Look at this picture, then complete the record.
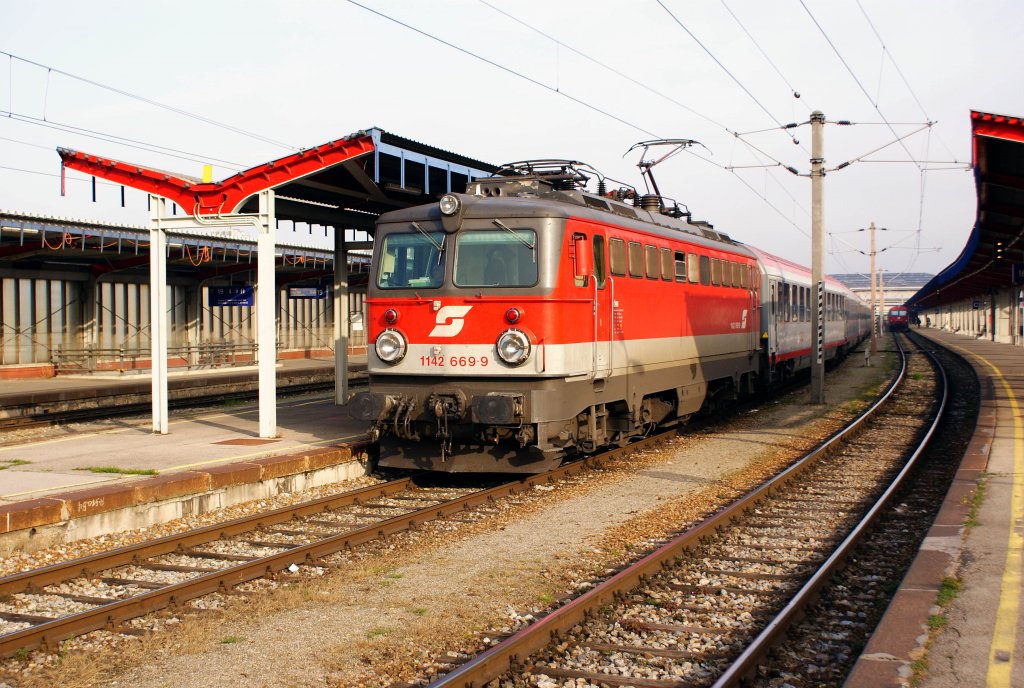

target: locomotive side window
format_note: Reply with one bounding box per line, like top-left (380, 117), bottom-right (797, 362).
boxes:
top-left (727, 261), bottom-right (736, 287)
top-left (593, 235), bottom-right (607, 288)
top-left (660, 248), bottom-right (673, 281)
top-left (710, 258), bottom-right (721, 286)
top-left (377, 230), bottom-right (446, 289)
top-left (739, 263), bottom-right (748, 289)
top-left (645, 245), bottom-right (659, 280)
top-left (687, 253), bottom-right (699, 283)
top-left (609, 238), bottom-right (627, 276)
top-left (453, 229), bottom-right (538, 287)
top-left (674, 251), bottom-right (687, 282)
top-left (699, 255), bottom-right (711, 285)
top-left (628, 242), bottom-right (643, 278)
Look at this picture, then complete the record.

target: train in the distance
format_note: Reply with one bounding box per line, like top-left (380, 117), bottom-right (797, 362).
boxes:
top-left (349, 160), bottom-right (870, 472)
top-left (887, 306), bottom-right (910, 332)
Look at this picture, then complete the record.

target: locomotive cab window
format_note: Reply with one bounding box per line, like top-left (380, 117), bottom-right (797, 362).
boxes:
top-left (453, 229), bottom-right (538, 287)
top-left (377, 230), bottom-right (446, 289)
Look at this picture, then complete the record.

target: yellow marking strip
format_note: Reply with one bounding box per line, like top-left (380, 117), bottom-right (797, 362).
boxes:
top-left (164, 433), bottom-right (365, 472)
top-left (942, 340), bottom-right (1023, 687)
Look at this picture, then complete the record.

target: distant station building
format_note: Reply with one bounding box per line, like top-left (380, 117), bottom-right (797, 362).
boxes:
top-left (908, 111), bottom-right (1024, 345)
top-left (830, 272), bottom-right (933, 314)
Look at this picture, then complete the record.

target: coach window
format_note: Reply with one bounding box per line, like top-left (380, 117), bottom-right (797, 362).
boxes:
top-left (645, 245), bottom-right (659, 280)
top-left (628, 242), bottom-right (643, 277)
top-left (593, 235), bottom-right (607, 288)
top-left (660, 247), bottom-right (673, 281)
top-left (674, 251), bottom-right (686, 282)
top-left (687, 253), bottom-right (699, 283)
top-left (453, 229), bottom-right (538, 287)
top-left (699, 255), bottom-right (711, 285)
top-left (609, 238), bottom-right (627, 276)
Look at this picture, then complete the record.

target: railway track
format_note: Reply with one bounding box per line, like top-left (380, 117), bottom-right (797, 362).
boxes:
top-left (426, 332), bottom-right (946, 687)
top-left (0, 424), bottom-right (682, 661)
top-left (0, 378), bottom-right (364, 432)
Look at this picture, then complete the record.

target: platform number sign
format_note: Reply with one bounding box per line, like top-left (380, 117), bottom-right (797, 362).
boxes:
top-left (209, 286), bottom-right (254, 307)
top-left (972, 300), bottom-right (981, 310)
top-left (1013, 263), bottom-right (1024, 285)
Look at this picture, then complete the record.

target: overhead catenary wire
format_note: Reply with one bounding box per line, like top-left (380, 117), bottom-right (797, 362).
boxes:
top-left (656, 0), bottom-right (804, 150)
top-left (797, 1), bottom-right (921, 171)
top-left (0, 49), bottom-right (298, 152)
top-left (478, 0), bottom-right (804, 177)
top-left (1, 108), bottom-right (246, 169)
top-left (719, 0), bottom-right (810, 109)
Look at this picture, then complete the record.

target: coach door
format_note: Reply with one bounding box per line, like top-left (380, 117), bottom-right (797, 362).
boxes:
top-left (749, 264), bottom-right (760, 352)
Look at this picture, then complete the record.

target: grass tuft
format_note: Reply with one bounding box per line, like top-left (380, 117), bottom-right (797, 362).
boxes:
top-left (937, 577), bottom-right (962, 606)
top-left (220, 635), bottom-right (246, 644)
top-left (78, 466), bottom-right (159, 476)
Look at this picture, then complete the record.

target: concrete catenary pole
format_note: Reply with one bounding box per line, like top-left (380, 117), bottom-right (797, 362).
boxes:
top-left (869, 221), bottom-right (877, 354)
top-left (810, 111), bottom-right (826, 404)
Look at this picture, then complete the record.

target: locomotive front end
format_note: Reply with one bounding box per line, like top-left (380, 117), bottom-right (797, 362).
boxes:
top-left (350, 191), bottom-right (572, 472)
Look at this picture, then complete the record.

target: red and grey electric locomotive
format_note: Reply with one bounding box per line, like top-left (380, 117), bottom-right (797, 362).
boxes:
top-left (349, 161), bottom-right (870, 472)
top-left (887, 306), bottom-right (910, 332)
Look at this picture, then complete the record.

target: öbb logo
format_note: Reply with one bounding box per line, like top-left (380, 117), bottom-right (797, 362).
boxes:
top-left (429, 306), bottom-right (473, 337)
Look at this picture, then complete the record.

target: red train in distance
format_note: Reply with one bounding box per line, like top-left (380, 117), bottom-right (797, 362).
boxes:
top-left (887, 306), bottom-right (910, 332)
top-left (349, 160), bottom-right (870, 473)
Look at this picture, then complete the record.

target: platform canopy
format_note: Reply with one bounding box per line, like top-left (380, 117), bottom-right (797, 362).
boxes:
top-left (908, 111), bottom-right (1024, 309)
top-left (51, 127), bottom-right (498, 439)
top-left (57, 127), bottom-right (498, 230)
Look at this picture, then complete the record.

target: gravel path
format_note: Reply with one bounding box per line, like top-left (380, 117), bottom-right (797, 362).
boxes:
top-left (3, 352), bottom-right (893, 688)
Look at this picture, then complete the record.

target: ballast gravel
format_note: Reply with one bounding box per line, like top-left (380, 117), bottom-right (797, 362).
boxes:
top-left (0, 352), bottom-right (894, 688)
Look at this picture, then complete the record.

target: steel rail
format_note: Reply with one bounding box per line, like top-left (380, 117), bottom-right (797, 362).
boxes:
top-left (0, 428), bottom-right (677, 658)
top-left (429, 339), bottom-right (912, 688)
top-left (712, 332), bottom-right (947, 686)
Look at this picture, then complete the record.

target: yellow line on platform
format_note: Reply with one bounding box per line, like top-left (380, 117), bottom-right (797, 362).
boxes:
top-left (165, 433), bottom-right (365, 472)
top-left (943, 342), bottom-right (1023, 687)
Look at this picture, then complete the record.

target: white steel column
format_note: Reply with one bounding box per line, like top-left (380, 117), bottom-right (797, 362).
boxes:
top-left (334, 227), bottom-right (349, 405)
top-left (256, 191), bottom-right (277, 438)
top-left (148, 195), bottom-right (169, 434)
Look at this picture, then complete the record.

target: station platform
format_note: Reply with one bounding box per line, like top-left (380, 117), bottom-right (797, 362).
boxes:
top-left (847, 328), bottom-right (1024, 688)
top-left (0, 357), bottom-right (372, 551)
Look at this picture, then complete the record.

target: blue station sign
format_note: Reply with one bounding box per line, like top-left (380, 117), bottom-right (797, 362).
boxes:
top-left (209, 286), bottom-right (255, 307)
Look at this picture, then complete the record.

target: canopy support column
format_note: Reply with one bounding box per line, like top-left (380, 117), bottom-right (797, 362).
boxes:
top-left (334, 228), bottom-right (350, 406)
top-left (149, 195), bottom-right (169, 434)
top-left (256, 191), bottom-right (277, 439)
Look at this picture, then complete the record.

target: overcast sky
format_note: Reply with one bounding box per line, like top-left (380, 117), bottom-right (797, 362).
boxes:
top-left (2, 0), bottom-right (1022, 278)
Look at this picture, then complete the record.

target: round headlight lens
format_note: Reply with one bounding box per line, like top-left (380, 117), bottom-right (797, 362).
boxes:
top-left (496, 328), bottom-right (531, 366)
top-left (439, 193), bottom-right (461, 216)
top-left (375, 329), bottom-right (407, 364)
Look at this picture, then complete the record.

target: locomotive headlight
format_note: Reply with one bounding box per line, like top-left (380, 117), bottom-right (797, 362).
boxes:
top-left (438, 193), bottom-right (461, 216)
top-left (375, 329), bottom-right (407, 364)
top-left (496, 328), bottom-right (531, 366)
